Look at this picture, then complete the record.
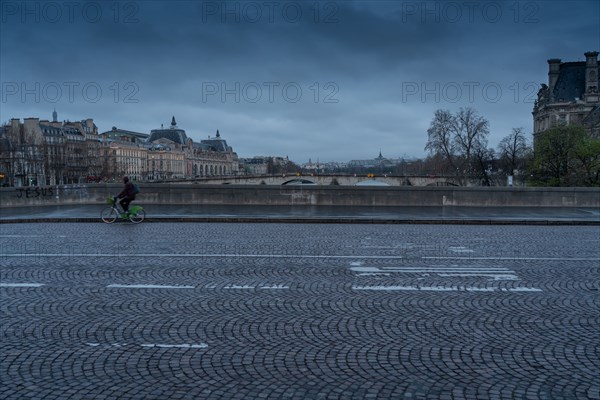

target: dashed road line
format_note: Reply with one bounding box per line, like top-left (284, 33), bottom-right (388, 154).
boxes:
top-left (141, 343), bottom-right (208, 349)
top-left (85, 343), bottom-right (208, 349)
top-left (448, 246), bottom-right (474, 253)
top-left (352, 266), bottom-right (513, 273)
top-left (224, 285), bottom-right (255, 290)
top-left (107, 284), bottom-right (195, 289)
top-left (0, 253), bottom-right (406, 259)
top-left (1, 282), bottom-right (292, 291)
top-left (260, 285), bottom-right (289, 290)
top-left (350, 265), bottom-right (519, 280)
top-left (3, 253), bottom-right (599, 262)
top-left (352, 285), bottom-right (542, 292)
top-left (423, 256), bottom-right (600, 261)
top-left (438, 273), bottom-right (519, 280)
top-left (0, 235), bottom-right (45, 238)
top-left (0, 283), bottom-right (44, 288)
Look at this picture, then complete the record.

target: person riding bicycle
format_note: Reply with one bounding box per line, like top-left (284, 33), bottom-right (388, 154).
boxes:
top-left (115, 176), bottom-right (136, 214)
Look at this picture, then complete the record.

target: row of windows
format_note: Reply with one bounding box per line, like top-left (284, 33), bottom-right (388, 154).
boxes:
top-left (192, 164), bottom-right (230, 175)
top-left (535, 112), bottom-right (589, 132)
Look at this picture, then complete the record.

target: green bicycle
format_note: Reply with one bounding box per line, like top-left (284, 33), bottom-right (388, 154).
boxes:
top-left (101, 197), bottom-right (146, 224)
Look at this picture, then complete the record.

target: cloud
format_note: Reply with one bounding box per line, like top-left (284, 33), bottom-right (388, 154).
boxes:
top-left (1, 0), bottom-right (598, 162)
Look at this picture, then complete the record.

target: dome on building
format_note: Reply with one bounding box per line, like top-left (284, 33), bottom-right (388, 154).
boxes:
top-left (197, 129), bottom-right (232, 152)
top-left (147, 116), bottom-right (188, 144)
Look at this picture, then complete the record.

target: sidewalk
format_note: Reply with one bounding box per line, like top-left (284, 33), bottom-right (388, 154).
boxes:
top-left (1, 204), bottom-right (599, 224)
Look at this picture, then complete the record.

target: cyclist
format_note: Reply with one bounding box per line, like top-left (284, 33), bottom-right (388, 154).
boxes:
top-left (114, 176), bottom-right (136, 215)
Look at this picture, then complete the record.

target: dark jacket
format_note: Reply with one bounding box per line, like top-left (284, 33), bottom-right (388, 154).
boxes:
top-left (118, 182), bottom-right (136, 199)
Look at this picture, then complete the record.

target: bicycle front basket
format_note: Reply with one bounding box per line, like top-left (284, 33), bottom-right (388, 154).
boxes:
top-left (106, 196), bottom-right (115, 205)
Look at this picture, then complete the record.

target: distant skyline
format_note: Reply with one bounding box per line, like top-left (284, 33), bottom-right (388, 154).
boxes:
top-left (1, 0), bottom-right (599, 162)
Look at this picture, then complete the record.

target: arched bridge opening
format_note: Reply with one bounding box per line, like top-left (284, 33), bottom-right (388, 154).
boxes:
top-left (281, 179), bottom-right (317, 185)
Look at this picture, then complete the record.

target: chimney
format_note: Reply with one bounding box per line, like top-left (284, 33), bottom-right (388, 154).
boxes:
top-left (547, 58), bottom-right (562, 96)
top-left (584, 51), bottom-right (599, 100)
top-left (10, 118), bottom-right (20, 137)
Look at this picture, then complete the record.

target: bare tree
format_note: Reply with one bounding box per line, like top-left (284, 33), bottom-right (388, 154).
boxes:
top-left (497, 127), bottom-right (531, 182)
top-left (43, 138), bottom-right (67, 185)
top-left (3, 122), bottom-right (46, 186)
top-left (452, 107), bottom-right (490, 176)
top-left (473, 146), bottom-right (495, 186)
top-left (425, 107), bottom-right (490, 184)
top-left (425, 109), bottom-right (457, 172)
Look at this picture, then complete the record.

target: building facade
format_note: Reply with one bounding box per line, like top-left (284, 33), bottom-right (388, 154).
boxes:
top-left (240, 156), bottom-right (290, 175)
top-left (138, 117), bottom-right (239, 180)
top-left (100, 127), bottom-right (150, 181)
top-left (347, 151), bottom-right (401, 170)
top-left (533, 51), bottom-right (600, 139)
top-left (190, 129), bottom-right (240, 177)
top-left (0, 112), bottom-right (100, 186)
top-left (100, 117), bottom-right (239, 181)
top-left (0, 114), bottom-right (241, 186)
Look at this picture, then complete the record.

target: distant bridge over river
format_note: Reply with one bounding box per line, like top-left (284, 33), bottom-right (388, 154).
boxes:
top-left (181, 174), bottom-right (464, 186)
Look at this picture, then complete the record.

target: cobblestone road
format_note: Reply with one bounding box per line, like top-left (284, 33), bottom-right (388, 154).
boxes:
top-left (1, 223), bottom-right (599, 399)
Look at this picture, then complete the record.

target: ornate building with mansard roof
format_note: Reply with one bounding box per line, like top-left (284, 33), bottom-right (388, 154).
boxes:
top-left (100, 116), bottom-right (239, 181)
top-left (145, 117), bottom-right (239, 179)
top-left (533, 51), bottom-right (600, 140)
top-left (0, 112), bottom-right (241, 186)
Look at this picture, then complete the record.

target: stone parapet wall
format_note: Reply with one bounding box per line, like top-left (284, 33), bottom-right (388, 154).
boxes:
top-left (1, 184), bottom-right (599, 208)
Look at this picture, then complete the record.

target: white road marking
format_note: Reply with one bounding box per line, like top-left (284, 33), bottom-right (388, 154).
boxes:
top-left (350, 261), bottom-right (363, 266)
top-left (141, 343), bottom-right (208, 349)
top-left (0, 235), bottom-right (67, 239)
top-left (351, 266), bottom-right (513, 273)
top-left (382, 265), bottom-right (509, 269)
top-left (0, 283), bottom-right (44, 288)
top-left (351, 267), bottom-right (383, 272)
top-left (107, 284), bottom-right (195, 289)
top-left (351, 263), bottom-right (527, 284)
top-left (2, 253), bottom-right (598, 262)
top-left (0, 253), bottom-right (406, 259)
top-left (224, 285), bottom-right (254, 289)
top-left (85, 343), bottom-right (208, 349)
top-left (353, 285), bottom-right (447, 291)
top-left (423, 256), bottom-right (600, 261)
top-left (448, 246), bottom-right (474, 253)
top-left (438, 273), bottom-right (519, 280)
top-left (360, 246), bottom-right (401, 249)
top-left (352, 285), bottom-right (541, 292)
top-left (260, 285), bottom-right (289, 290)
top-left (382, 269), bottom-right (511, 272)
top-left (18, 283), bottom-right (291, 291)
top-left (356, 273), bottom-right (391, 276)
top-left (0, 235), bottom-right (44, 238)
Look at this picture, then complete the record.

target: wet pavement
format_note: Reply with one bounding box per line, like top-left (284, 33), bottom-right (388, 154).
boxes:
top-left (1, 223), bottom-right (599, 399)
top-left (1, 204), bottom-right (599, 224)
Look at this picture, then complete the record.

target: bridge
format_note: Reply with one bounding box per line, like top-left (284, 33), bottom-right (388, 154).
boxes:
top-left (181, 174), bottom-right (462, 186)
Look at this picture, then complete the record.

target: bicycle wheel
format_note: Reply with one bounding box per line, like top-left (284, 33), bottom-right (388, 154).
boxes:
top-left (129, 209), bottom-right (146, 224)
top-left (101, 207), bottom-right (118, 223)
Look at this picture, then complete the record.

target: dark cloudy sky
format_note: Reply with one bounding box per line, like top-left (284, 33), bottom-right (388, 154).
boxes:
top-left (1, 1), bottom-right (598, 162)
